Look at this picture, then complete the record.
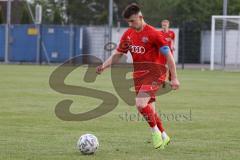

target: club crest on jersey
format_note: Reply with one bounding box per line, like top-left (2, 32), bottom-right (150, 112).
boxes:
top-left (141, 36), bottom-right (149, 44)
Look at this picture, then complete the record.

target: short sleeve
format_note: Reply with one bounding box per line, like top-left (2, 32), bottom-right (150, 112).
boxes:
top-left (116, 30), bottom-right (131, 54)
top-left (154, 31), bottom-right (170, 55)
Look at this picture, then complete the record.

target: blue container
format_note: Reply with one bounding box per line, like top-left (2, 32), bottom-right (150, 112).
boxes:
top-left (41, 25), bottom-right (72, 62)
top-left (1, 25), bottom-right (84, 63)
top-left (9, 25), bottom-right (38, 62)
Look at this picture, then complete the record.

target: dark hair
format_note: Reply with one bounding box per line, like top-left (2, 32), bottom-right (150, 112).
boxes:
top-left (122, 3), bottom-right (141, 19)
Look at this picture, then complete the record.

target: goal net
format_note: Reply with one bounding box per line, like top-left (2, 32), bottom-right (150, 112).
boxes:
top-left (210, 15), bottom-right (240, 71)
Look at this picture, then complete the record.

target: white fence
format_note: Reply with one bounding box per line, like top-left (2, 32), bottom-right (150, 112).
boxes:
top-left (201, 30), bottom-right (240, 65)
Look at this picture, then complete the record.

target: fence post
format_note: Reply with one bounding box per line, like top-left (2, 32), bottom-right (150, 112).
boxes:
top-left (4, 0), bottom-right (11, 63)
top-left (69, 24), bottom-right (74, 60)
top-left (36, 24), bottom-right (42, 64)
top-left (181, 23), bottom-right (185, 69)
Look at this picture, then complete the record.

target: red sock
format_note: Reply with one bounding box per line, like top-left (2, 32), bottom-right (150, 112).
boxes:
top-left (154, 113), bottom-right (165, 132)
top-left (138, 104), bottom-right (156, 128)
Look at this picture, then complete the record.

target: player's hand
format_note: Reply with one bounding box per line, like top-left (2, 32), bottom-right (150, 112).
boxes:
top-left (170, 78), bottom-right (180, 90)
top-left (96, 65), bottom-right (104, 74)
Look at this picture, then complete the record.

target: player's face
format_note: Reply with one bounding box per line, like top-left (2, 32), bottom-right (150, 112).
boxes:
top-left (125, 14), bottom-right (143, 30)
top-left (162, 22), bottom-right (169, 30)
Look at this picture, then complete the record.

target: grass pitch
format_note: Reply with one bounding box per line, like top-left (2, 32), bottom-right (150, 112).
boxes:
top-left (0, 64), bottom-right (240, 160)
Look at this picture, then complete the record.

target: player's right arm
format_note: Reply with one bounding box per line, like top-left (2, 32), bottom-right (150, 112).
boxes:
top-left (96, 29), bottom-right (131, 74)
top-left (96, 50), bottom-right (124, 74)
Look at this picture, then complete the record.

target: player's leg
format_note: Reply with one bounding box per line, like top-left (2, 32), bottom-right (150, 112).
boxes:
top-left (136, 90), bottom-right (163, 149)
top-left (151, 102), bottom-right (171, 148)
top-left (151, 102), bottom-right (165, 132)
top-left (146, 97), bottom-right (165, 133)
top-left (136, 91), bottom-right (156, 128)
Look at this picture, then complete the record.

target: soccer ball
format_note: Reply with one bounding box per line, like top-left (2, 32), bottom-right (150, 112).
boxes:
top-left (77, 134), bottom-right (99, 155)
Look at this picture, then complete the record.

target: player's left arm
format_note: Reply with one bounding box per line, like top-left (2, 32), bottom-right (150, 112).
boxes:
top-left (160, 46), bottom-right (180, 90)
top-left (155, 30), bottom-right (180, 89)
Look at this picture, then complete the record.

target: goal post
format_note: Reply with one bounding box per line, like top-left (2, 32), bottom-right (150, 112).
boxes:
top-left (210, 15), bottom-right (240, 70)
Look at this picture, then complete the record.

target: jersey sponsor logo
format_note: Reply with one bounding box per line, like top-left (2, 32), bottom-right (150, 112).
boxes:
top-left (129, 45), bottom-right (146, 54)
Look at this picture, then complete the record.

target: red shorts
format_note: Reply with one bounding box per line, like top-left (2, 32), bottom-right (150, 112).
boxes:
top-left (136, 85), bottom-right (158, 103)
top-left (134, 76), bottom-right (166, 104)
top-left (132, 62), bottom-right (167, 103)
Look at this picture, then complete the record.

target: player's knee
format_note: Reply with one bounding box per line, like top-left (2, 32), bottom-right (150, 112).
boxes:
top-left (135, 98), bottom-right (145, 108)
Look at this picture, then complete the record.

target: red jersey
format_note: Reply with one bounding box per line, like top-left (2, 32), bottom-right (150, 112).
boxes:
top-left (116, 24), bottom-right (169, 94)
top-left (117, 24), bottom-right (168, 65)
top-left (160, 30), bottom-right (175, 51)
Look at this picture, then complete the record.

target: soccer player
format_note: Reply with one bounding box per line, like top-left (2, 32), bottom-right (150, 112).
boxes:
top-left (96, 3), bottom-right (180, 149)
top-left (160, 19), bottom-right (175, 54)
top-left (160, 20), bottom-right (176, 81)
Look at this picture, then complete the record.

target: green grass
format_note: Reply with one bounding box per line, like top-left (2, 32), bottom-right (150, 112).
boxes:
top-left (0, 64), bottom-right (240, 160)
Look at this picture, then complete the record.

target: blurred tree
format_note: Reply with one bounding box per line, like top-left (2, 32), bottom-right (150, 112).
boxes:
top-left (31, 0), bottom-right (65, 24)
top-left (53, 8), bottom-right (62, 24)
top-left (66, 0), bottom-right (109, 25)
top-left (0, 7), bottom-right (4, 24)
top-left (34, 0), bottom-right (240, 26)
top-left (20, 7), bottom-right (31, 24)
top-left (228, 0), bottom-right (240, 15)
top-left (172, 0), bottom-right (223, 29)
top-left (136, 0), bottom-right (180, 27)
top-left (31, 0), bottom-right (52, 24)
